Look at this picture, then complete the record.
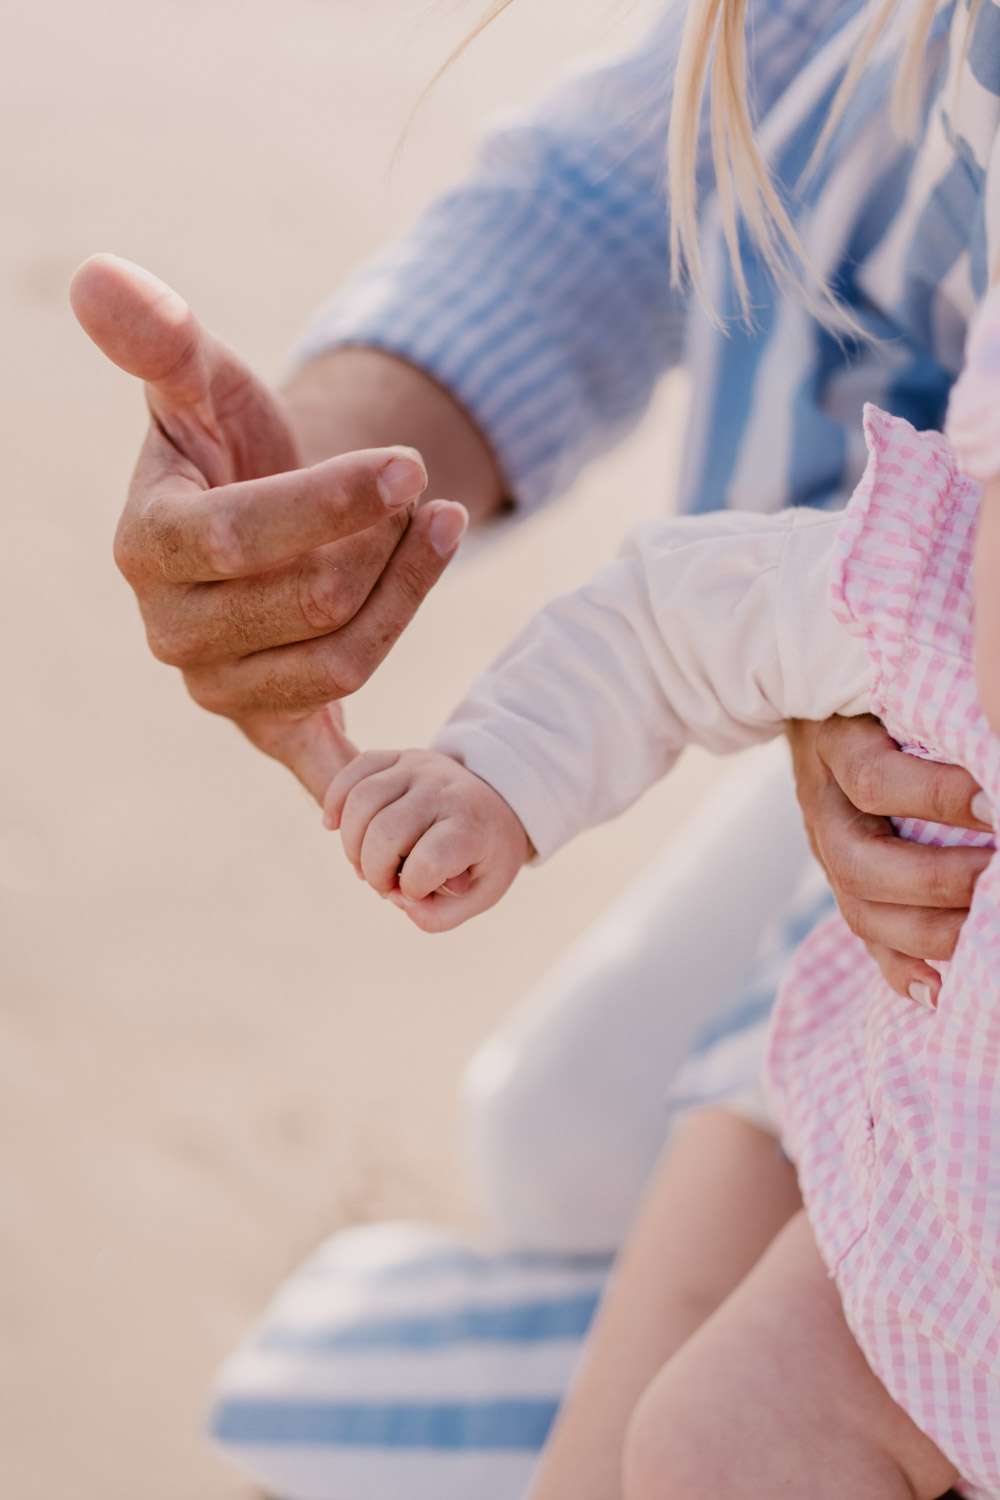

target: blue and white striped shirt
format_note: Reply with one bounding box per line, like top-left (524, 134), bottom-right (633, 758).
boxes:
top-left (299, 0), bottom-right (1000, 525)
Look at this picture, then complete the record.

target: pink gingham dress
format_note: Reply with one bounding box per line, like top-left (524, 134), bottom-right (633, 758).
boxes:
top-left (766, 404), bottom-right (1000, 1497)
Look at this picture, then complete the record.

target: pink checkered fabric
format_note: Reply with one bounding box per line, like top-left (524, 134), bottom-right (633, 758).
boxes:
top-left (766, 405), bottom-right (1000, 1498)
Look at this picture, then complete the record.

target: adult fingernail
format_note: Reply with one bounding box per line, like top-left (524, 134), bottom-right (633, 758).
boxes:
top-left (428, 501), bottom-right (468, 557)
top-left (378, 451), bottom-right (427, 509)
top-left (908, 981), bottom-right (935, 1011)
top-left (972, 791), bottom-right (994, 827)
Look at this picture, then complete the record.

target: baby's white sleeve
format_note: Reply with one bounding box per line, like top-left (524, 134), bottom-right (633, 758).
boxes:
top-left (434, 507), bottom-right (871, 860)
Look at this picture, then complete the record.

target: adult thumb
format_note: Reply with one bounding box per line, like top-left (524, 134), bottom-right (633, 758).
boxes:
top-left (69, 253), bottom-right (212, 410)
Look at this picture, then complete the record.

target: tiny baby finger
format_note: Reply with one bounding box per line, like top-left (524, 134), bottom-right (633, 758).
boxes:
top-left (359, 793), bottom-right (437, 893)
top-left (323, 750), bottom-right (401, 830)
top-left (398, 820), bottom-right (477, 903)
top-left (337, 768), bottom-right (412, 871)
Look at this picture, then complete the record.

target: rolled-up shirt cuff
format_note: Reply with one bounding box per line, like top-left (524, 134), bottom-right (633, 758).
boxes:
top-left (292, 229), bottom-right (576, 515)
top-left (291, 136), bottom-right (685, 517)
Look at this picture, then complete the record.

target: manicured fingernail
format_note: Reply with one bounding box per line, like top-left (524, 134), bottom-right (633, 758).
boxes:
top-left (972, 791), bottom-right (994, 827)
top-left (908, 982), bottom-right (935, 1011)
top-left (378, 451), bottom-right (426, 509)
top-left (428, 501), bottom-right (469, 557)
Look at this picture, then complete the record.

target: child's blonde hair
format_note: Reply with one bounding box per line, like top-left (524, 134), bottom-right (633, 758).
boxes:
top-left (467, 0), bottom-right (981, 330)
top-left (669, 0), bottom-right (979, 328)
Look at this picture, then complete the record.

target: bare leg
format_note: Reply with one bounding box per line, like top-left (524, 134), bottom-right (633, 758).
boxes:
top-left (527, 1109), bottom-right (802, 1500)
top-left (623, 1212), bottom-right (960, 1500)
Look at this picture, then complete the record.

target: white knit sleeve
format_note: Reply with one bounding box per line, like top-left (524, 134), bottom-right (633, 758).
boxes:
top-left (434, 507), bottom-right (871, 860)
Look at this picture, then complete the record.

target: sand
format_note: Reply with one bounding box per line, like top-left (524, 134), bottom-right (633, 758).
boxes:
top-left (1, 2), bottom-right (719, 1494)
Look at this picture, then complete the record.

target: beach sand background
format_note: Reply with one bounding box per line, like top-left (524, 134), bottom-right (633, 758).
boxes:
top-left (1, 2), bottom-right (723, 1494)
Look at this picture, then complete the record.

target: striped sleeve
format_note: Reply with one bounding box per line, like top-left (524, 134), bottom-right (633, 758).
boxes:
top-left (295, 1), bottom-right (847, 513)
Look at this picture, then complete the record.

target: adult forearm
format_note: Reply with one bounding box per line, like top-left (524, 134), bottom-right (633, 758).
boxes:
top-left (283, 346), bottom-right (507, 524)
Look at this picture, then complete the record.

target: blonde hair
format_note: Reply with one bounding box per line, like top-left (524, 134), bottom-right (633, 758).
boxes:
top-left (460, 0), bottom-right (983, 331)
top-left (668, 0), bottom-right (978, 328)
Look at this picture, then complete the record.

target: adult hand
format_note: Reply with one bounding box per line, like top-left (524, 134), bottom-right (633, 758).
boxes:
top-left (788, 716), bottom-right (993, 1005)
top-left (70, 255), bottom-right (469, 801)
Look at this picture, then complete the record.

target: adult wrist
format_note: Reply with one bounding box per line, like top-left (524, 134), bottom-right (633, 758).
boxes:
top-left (282, 345), bottom-right (507, 522)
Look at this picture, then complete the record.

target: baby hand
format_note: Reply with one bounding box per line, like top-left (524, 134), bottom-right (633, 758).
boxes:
top-left (323, 750), bottom-right (531, 932)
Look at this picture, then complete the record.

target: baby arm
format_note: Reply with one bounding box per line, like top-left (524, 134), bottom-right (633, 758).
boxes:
top-left (325, 507), bottom-right (870, 931)
top-left (946, 280), bottom-right (1000, 736)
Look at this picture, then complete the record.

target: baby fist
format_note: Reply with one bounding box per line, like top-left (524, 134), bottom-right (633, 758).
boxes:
top-left (323, 749), bottom-right (531, 932)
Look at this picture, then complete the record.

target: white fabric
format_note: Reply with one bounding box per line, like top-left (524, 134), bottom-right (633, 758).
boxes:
top-left (436, 508), bottom-right (871, 862)
top-left (462, 740), bottom-right (818, 1250)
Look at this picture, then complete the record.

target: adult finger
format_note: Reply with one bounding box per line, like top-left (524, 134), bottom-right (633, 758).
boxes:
top-left (187, 501), bottom-right (469, 715)
top-left (137, 446), bottom-right (428, 584)
top-left (820, 819), bottom-right (990, 908)
top-left (866, 943), bottom-right (941, 1008)
top-left (240, 702), bottom-right (358, 807)
top-left (818, 716), bottom-right (991, 830)
top-left (839, 896), bottom-right (965, 962)
top-left (70, 254), bottom-right (213, 407)
top-left (142, 518), bottom-right (406, 665)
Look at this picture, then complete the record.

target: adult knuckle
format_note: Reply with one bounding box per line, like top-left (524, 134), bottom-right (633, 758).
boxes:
top-left (283, 646), bottom-right (367, 706)
top-left (837, 896), bottom-right (867, 939)
top-left (844, 746), bottom-right (885, 813)
top-left (393, 555), bottom-right (431, 611)
top-left (296, 556), bottom-right (354, 633)
top-left (144, 616), bottom-right (189, 667)
top-left (923, 855), bottom-right (955, 908)
top-left (923, 911), bottom-right (961, 960)
top-left (322, 648), bottom-right (369, 699)
top-left (140, 498), bottom-right (186, 575)
top-left (923, 770), bottom-right (954, 827)
top-left (317, 464), bottom-right (361, 523)
top-left (817, 712), bottom-right (859, 763)
top-left (832, 852), bottom-right (864, 899)
top-left (184, 669), bottom-right (228, 716)
top-left (817, 809), bottom-right (852, 878)
top-left (812, 715), bottom-right (834, 761)
top-left (112, 515), bottom-right (142, 581)
top-left (200, 509), bottom-right (245, 577)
